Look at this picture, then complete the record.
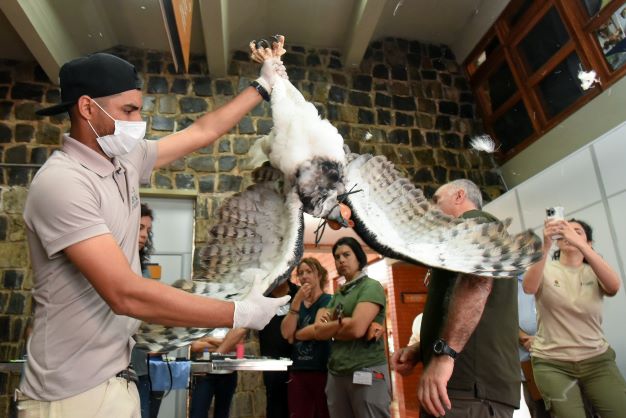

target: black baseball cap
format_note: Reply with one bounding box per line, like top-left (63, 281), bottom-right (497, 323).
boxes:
top-left (36, 53), bottom-right (143, 116)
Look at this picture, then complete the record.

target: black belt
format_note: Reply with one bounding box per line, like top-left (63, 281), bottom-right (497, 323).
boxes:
top-left (116, 368), bottom-right (138, 383)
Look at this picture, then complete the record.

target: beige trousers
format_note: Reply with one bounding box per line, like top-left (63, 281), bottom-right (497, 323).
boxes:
top-left (16, 376), bottom-right (140, 418)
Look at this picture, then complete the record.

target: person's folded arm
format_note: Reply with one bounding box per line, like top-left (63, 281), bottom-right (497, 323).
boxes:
top-left (333, 302), bottom-right (381, 341)
top-left (280, 287), bottom-right (306, 343)
top-left (295, 303), bottom-right (381, 341)
top-left (294, 308), bottom-right (330, 341)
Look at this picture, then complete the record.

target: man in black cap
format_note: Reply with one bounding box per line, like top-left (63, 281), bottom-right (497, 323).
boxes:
top-left (17, 40), bottom-right (289, 417)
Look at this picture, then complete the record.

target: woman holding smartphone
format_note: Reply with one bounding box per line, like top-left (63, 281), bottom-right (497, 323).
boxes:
top-left (523, 217), bottom-right (626, 418)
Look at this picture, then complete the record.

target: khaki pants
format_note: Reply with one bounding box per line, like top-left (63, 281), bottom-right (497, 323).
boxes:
top-left (16, 376), bottom-right (140, 418)
top-left (532, 347), bottom-right (626, 418)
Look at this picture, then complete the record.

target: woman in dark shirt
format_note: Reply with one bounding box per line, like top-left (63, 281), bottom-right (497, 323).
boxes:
top-left (281, 257), bottom-right (332, 418)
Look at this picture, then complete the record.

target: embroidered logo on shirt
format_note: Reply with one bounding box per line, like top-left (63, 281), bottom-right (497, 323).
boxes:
top-left (130, 186), bottom-right (139, 209)
top-left (553, 279), bottom-right (561, 287)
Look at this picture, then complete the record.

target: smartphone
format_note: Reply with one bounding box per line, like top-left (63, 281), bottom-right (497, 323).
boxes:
top-left (546, 206), bottom-right (565, 240)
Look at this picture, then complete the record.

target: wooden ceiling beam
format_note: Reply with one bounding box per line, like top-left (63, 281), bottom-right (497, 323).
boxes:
top-left (343, 0), bottom-right (387, 69)
top-left (198, 0), bottom-right (229, 78)
top-left (0, 0), bottom-right (81, 83)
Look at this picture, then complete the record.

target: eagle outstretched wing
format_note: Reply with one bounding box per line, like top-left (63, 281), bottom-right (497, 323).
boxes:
top-left (134, 165), bottom-right (304, 352)
top-left (343, 150), bottom-right (542, 277)
top-left (135, 62), bottom-right (542, 352)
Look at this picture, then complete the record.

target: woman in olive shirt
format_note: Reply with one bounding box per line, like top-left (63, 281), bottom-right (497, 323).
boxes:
top-left (297, 237), bottom-right (390, 418)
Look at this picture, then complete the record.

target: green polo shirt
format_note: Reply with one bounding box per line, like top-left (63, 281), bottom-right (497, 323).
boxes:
top-left (420, 209), bottom-right (520, 408)
top-left (327, 274), bottom-right (387, 375)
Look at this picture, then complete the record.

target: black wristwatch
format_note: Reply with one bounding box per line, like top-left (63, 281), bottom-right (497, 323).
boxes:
top-left (250, 80), bottom-right (270, 102)
top-left (433, 338), bottom-right (458, 360)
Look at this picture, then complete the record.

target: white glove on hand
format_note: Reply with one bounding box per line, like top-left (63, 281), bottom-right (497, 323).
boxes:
top-left (256, 58), bottom-right (288, 94)
top-left (233, 271), bottom-right (291, 330)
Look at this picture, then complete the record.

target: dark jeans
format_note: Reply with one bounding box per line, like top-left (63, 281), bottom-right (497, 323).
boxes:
top-left (189, 372), bottom-right (238, 418)
top-left (137, 375), bottom-right (164, 418)
top-left (263, 371), bottom-right (290, 418)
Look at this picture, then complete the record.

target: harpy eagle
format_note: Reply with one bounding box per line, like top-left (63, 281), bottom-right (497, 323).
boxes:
top-left (134, 64), bottom-right (542, 353)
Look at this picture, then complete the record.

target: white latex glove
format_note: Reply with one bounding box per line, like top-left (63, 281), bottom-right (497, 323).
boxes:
top-left (233, 272), bottom-right (291, 330)
top-left (256, 58), bottom-right (288, 93)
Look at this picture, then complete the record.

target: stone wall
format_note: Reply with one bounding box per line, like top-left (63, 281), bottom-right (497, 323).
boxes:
top-left (0, 38), bottom-right (504, 416)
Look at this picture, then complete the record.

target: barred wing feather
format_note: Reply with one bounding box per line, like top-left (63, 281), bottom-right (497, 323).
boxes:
top-left (134, 166), bottom-right (304, 352)
top-left (344, 153), bottom-right (542, 278)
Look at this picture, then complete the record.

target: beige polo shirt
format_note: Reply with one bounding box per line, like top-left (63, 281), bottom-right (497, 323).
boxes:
top-left (532, 260), bottom-right (609, 362)
top-left (21, 135), bottom-right (157, 400)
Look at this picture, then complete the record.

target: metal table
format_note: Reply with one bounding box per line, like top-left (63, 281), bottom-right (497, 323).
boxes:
top-left (1, 357), bottom-right (292, 418)
top-left (0, 361), bottom-right (24, 373)
top-left (0, 358), bottom-right (293, 374)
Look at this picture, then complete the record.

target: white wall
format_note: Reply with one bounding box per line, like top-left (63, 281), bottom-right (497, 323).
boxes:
top-left (140, 196), bottom-right (195, 418)
top-left (484, 121), bottom-right (626, 377)
top-left (141, 197), bottom-right (195, 283)
top-left (450, 0), bottom-right (511, 63)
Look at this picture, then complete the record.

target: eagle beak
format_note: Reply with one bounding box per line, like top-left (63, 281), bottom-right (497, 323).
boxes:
top-left (327, 203), bottom-right (354, 230)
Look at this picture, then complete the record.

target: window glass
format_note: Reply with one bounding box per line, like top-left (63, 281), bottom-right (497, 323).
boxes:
top-left (486, 62), bottom-right (518, 110)
top-left (493, 101), bottom-right (534, 154)
top-left (594, 3), bottom-right (626, 70)
top-left (518, 7), bottom-right (570, 73)
top-left (538, 53), bottom-right (588, 118)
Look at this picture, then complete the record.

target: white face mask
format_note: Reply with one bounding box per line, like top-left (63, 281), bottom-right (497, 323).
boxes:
top-left (88, 99), bottom-right (146, 158)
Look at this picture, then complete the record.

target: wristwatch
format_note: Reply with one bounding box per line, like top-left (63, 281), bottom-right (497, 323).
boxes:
top-left (432, 338), bottom-right (458, 360)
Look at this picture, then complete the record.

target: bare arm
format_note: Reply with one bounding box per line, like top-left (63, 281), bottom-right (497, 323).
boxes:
top-left (216, 328), bottom-right (247, 354)
top-left (418, 274), bottom-right (493, 417)
top-left (523, 220), bottom-right (554, 294)
top-left (190, 336), bottom-right (222, 353)
top-left (280, 285), bottom-right (308, 343)
top-left (294, 302), bottom-right (381, 341)
top-left (581, 245), bottom-right (621, 295)
top-left (294, 308), bottom-right (328, 341)
top-left (442, 274), bottom-right (493, 352)
top-left (391, 343), bottom-right (421, 375)
top-left (523, 255), bottom-right (548, 295)
top-left (65, 234), bottom-right (234, 328)
top-left (154, 88), bottom-right (262, 168)
top-left (154, 38), bottom-right (286, 168)
top-left (333, 302), bottom-right (381, 340)
top-left (559, 221), bottom-right (622, 295)
top-left (519, 329), bottom-right (534, 352)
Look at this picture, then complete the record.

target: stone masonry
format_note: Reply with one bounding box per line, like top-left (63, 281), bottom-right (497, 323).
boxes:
top-left (0, 38), bottom-right (504, 416)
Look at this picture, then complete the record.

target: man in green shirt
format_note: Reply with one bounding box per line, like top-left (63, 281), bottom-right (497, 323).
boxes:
top-left (391, 179), bottom-right (520, 418)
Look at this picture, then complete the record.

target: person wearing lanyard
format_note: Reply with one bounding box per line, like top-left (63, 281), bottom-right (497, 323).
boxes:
top-left (297, 237), bottom-right (390, 418)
